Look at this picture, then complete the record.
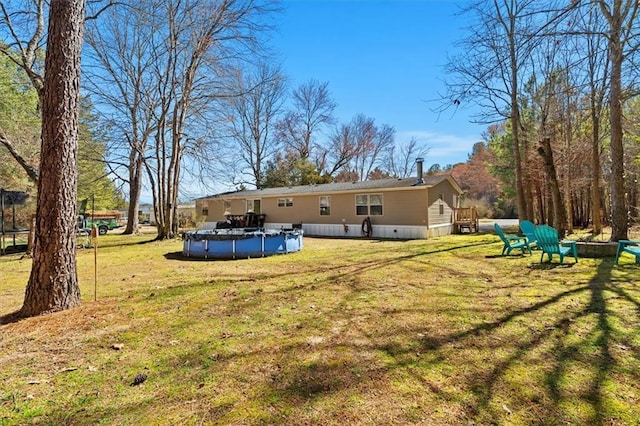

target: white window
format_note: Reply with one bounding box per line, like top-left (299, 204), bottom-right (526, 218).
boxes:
top-left (356, 193), bottom-right (383, 216)
top-left (319, 196), bottom-right (331, 215)
top-left (277, 198), bottom-right (293, 207)
top-left (223, 200), bottom-right (231, 213)
top-left (370, 194), bottom-right (383, 215)
top-left (439, 194), bottom-right (444, 215)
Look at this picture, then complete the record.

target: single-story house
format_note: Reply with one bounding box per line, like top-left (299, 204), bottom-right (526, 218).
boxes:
top-left (195, 171), bottom-right (463, 239)
top-left (126, 203), bottom-right (196, 227)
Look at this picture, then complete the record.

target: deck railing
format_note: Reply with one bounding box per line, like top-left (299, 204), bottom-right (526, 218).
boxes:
top-left (452, 207), bottom-right (479, 233)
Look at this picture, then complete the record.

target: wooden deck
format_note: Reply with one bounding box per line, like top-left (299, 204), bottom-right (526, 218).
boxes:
top-left (225, 213), bottom-right (266, 228)
top-left (453, 207), bottom-right (479, 234)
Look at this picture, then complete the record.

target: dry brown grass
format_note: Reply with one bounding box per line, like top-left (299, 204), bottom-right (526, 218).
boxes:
top-left (1, 230), bottom-right (639, 425)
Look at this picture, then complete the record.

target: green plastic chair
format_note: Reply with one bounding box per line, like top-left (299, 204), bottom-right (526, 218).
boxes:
top-left (494, 223), bottom-right (530, 256)
top-left (519, 220), bottom-right (538, 249)
top-left (615, 240), bottom-right (640, 264)
top-left (533, 225), bottom-right (578, 264)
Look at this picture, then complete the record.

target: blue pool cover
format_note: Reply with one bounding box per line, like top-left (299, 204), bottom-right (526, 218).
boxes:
top-left (182, 228), bottom-right (303, 259)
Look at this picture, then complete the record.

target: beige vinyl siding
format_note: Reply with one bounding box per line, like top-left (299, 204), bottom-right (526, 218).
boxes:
top-left (227, 199), bottom-right (250, 216)
top-left (377, 189), bottom-right (428, 226)
top-left (251, 188), bottom-right (429, 227)
top-left (195, 198), bottom-right (247, 222)
top-left (195, 176), bottom-right (461, 234)
top-left (198, 187), bottom-right (432, 227)
top-left (427, 181), bottom-right (457, 226)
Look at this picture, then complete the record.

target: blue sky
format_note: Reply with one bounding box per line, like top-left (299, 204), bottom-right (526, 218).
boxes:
top-left (271, 0), bottom-right (485, 169)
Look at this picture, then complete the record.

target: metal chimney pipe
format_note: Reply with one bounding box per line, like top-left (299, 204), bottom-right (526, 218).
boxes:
top-left (416, 158), bottom-right (424, 184)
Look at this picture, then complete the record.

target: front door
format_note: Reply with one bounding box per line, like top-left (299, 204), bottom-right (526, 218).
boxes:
top-left (246, 199), bottom-right (261, 214)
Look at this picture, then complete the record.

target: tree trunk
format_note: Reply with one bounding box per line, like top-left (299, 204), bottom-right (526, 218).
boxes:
top-left (591, 113), bottom-right (603, 234)
top-left (608, 37), bottom-right (628, 241)
top-left (538, 138), bottom-right (567, 237)
top-left (510, 98), bottom-right (527, 221)
top-left (124, 152), bottom-right (144, 234)
top-left (536, 183), bottom-right (545, 225)
top-left (19, 0), bottom-right (86, 317)
top-left (599, 0), bottom-right (630, 241)
top-left (508, 8), bottom-right (528, 222)
top-left (521, 132), bottom-right (535, 221)
top-left (564, 107), bottom-right (574, 233)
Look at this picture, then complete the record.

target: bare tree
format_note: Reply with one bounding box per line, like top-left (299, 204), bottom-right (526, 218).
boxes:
top-left (322, 123), bottom-right (358, 178)
top-left (385, 137), bottom-right (430, 179)
top-left (321, 115), bottom-right (394, 181)
top-left (442, 1), bottom-right (576, 222)
top-left (150, 0), bottom-right (277, 239)
top-left (595, 0), bottom-right (640, 241)
top-left (85, 0), bottom-right (278, 239)
top-left (351, 116), bottom-right (395, 181)
top-left (225, 64), bottom-right (287, 188)
top-left (526, 37), bottom-right (572, 234)
top-left (275, 79), bottom-right (336, 160)
top-left (84, 0), bottom-right (161, 234)
top-left (544, 6), bottom-right (610, 234)
top-left (580, 6), bottom-right (609, 235)
top-left (19, 0), bottom-right (85, 317)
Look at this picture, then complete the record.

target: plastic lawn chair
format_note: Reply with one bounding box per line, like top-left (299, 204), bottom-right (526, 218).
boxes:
top-left (519, 220), bottom-right (538, 250)
top-left (533, 225), bottom-right (578, 264)
top-left (615, 240), bottom-right (640, 265)
top-left (494, 223), bottom-right (530, 256)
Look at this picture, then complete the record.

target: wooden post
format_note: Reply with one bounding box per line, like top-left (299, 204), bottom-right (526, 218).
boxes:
top-left (92, 225), bottom-right (98, 301)
top-left (27, 215), bottom-right (36, 255)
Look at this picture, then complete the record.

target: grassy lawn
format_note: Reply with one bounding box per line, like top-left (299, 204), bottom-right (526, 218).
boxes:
top-left (1, 230), bottom-right (639, 425)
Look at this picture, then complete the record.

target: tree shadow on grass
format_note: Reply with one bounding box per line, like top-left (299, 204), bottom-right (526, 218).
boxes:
top-left (163, 251), bottom-right (299, 262)
top-left (485, 254), bottom-right (529, 259)
top-left (528, 262), bottom-right (578, 270)
top-left (0, 310), bottom-right (22, 325)
top-left (292, 252), bottom-right (632, 423)
top-left (412, 258), bottom-right (631, 424)
top-left (96, 237), bottom-right (158, 249)
top-left (164, 251), bottom-right (212, 261)
top-left (204, 257), bottom-right (628, 423)
top-left (172, 248), bottom-right (634, 422)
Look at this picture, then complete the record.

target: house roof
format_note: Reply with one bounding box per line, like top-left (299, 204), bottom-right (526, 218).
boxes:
top-left (199, 175), bottom-right (462, 200)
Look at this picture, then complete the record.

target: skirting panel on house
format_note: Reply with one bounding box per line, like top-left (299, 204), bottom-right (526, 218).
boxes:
top-left (203, 222), bottom-right (452, 239)
top-left (268, 222), bottom-right (453, 240)
top-left (427, 223), bottom-right (454, 238)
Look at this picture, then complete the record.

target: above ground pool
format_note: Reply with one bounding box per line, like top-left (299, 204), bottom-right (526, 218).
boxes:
top-left (182, 228), bottom-right (303, 259)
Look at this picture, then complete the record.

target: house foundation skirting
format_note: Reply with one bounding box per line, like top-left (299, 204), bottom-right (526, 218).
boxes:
top-left (202, 222), bottom-right (453, 239)
top-left (275, 222), bottom-right (453, 239)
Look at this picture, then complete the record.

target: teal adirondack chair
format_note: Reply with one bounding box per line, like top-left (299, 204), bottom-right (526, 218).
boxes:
top-left (494, 223), bottom-right (530, 256)
top-left (519, 220), bottom-right (538, 250)
top-left (615, 240), bottom-right (640, 264)
top-left (533, 225), bottom-right (578, 264)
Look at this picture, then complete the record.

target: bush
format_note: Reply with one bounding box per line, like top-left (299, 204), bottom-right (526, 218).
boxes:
top-left (460, 197), bottom-right (493, 218)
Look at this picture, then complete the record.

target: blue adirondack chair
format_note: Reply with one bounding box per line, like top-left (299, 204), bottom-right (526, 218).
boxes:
top-left (615, 240), bottom-right (640, 264)
top-left (519, 220), bottom-right (538, 249)
top-left (533, 225), bottom-right (578, 264)
top-left (494, 223), bottom-right (530, 256)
